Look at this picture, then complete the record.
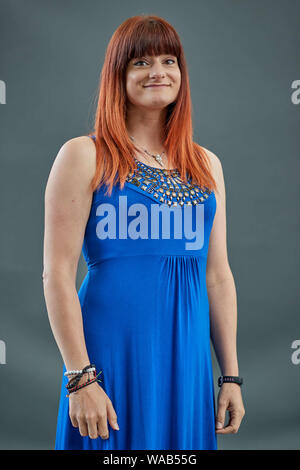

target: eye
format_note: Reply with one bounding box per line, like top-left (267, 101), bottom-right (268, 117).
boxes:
top-left (133, 60), bottom-right (148, 66)
top-left (133, 58), bottom-right (176, 66)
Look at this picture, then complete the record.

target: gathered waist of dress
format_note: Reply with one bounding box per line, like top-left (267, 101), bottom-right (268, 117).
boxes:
top-left (87, 252), bottom-right (207, 270)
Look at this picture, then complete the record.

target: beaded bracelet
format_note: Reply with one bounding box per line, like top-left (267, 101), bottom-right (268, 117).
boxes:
top-left (64, 367), bottom-right (96, 377)
top-left (65, 364), bottom-right (96, 389)
top-left (64, 365), bottom-right (96, 377)
top-left (65, 363), bottom-right (101, 389)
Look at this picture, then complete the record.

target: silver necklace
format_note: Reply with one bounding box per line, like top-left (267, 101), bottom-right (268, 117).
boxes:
top-left (129, 135), bottom-right (166, 167)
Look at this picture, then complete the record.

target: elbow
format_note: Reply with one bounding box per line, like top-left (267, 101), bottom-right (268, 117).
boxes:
top-left (206, 264), bottom-right (233, 288)
top-left (42, 267), bottom-right (75, 286)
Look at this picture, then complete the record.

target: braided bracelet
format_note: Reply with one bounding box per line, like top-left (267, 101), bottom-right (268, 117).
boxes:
top-left (66, 364), bottom-right (96, 389)
top-left (66, 377), bottom-right (97, 397)
top-left (66, 370), bottom-right (103, 397)
top-left (66, 371), bottom-right (103, 397)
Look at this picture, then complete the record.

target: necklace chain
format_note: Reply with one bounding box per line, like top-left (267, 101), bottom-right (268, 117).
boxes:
top-left (129, 135), bottom-right (167, 168)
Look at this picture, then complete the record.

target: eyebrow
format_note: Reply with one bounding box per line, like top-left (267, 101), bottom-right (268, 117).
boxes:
top-left (133, 54), bottom-right (176, 60)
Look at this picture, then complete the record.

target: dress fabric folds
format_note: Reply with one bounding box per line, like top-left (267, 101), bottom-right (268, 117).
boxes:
top-left (55, 135), bottom-right (218, 450)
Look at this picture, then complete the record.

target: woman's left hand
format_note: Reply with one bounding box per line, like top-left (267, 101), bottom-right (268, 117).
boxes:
top-left (215, 383), bottom-right (245, 434)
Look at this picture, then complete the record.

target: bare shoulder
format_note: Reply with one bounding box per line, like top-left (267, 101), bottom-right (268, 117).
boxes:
top-left (200, 146), bottom-right (225, 196)
top-left (201, 146), bottom-right (222, 177)
top-left (43, 136), bottom-right (97, 276)
top-left (53, 135), bottom-right (96, 177)
top-left (46, 135), bottom-right (97, 199)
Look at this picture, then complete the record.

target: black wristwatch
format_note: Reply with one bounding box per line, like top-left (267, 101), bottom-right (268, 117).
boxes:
top-left (218, 376), bottom-right (243, 387)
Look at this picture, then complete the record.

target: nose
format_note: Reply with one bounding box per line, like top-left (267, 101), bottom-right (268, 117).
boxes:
top-left (149, 64), bottom-right (166, 79)
top-left (149, 71), bottom-right (165, 79)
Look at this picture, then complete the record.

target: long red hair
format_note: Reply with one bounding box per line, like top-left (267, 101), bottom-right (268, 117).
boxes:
top-left (88, 14), bottom-right (217, 196)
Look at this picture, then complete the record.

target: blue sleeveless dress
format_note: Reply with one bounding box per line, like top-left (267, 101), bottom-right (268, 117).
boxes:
top-left (55, 135), bottom-right (218, 450)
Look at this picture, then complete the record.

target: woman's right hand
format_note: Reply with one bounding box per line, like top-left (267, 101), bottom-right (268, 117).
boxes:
top-left (68, 376), bottom-right (119, 440)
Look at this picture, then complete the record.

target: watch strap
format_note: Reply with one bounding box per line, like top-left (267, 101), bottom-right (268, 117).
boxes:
top-left (218, 375), bottom-right (243, 387)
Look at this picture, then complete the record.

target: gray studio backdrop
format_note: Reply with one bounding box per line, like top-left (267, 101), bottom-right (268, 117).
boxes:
top-left (0, 0), bottom-right (299, 450)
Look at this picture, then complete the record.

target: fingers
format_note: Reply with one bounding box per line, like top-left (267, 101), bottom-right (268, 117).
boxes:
top-left (215, 406), bottom-right (245, 434)
top-left (97, 412), bottom-right (110, 439)
top-left (77, 416), bottom-right (89, 437)
top-left (86, 416), bottom-right (99, 439)
top-left (106, 398), bottom-right (120, 431)
top-left (68, 387), bottom-right (120, 440)
top-left (215, 399), bottom-right (227, 432)
top-left (70, 412), bottom-right (110, 440)
top-left (95, 398), bottom-right (120, 439)
top-left (69, 414), bottom-right (79, 429)
top-left (224, 408), bottom-right (245, 434)
top-left (216, 422), bottom-right (238, 434)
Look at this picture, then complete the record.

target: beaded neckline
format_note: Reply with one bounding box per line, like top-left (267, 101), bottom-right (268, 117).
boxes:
top-left (89, 135), bottom-right (213, 206)
top-left (126, 158), bottom-right (213, 206)
top-left (133, 157), bottom-right (179, 173)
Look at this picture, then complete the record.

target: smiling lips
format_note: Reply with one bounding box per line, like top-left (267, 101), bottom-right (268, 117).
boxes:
top-left (143, 84), bottom-right (170, 87)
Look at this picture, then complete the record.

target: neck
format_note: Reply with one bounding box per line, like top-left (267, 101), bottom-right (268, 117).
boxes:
top-left (126, 105), bottom-right (167, 151)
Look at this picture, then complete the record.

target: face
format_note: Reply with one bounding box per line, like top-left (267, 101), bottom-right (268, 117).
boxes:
top-left (125, 54), bottom-right (181, 110)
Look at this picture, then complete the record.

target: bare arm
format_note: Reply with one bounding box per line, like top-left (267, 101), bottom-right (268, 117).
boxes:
top-left (42, 136), bottom-right (119, 439)
top-left (203, 147), bottom-right (245, 434)
top-left (43, 136), bottom-right (96, 371)
top-left (204, 148), bottom-right (239, 376)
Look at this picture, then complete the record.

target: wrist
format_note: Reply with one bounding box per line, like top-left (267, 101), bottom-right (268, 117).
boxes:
top-left (68, 379), bottom-right (98, 395)
top-left (221, 366), bottom-right (239, 376)
top-left (222, 371), bottom-right (239, 376)
top-left (218, 375), bottom-right (243, 387)
top-left (65, 360), bottom-right (92, 372)
top-left (67, 371), bottom-right (94, 386)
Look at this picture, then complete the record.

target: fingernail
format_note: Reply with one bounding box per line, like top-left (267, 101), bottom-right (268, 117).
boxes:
top-left (216, 421), bottom-right (223, 429)
top-left (115, 424), bottom-right (120, 430)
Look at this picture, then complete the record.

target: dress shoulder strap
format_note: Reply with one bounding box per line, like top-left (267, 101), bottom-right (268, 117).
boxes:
top-left (89, 134), bottom-right (96, 142)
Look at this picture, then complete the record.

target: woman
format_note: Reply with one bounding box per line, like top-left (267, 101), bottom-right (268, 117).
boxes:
top-left (43, 15), bottom-right (245, 450)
